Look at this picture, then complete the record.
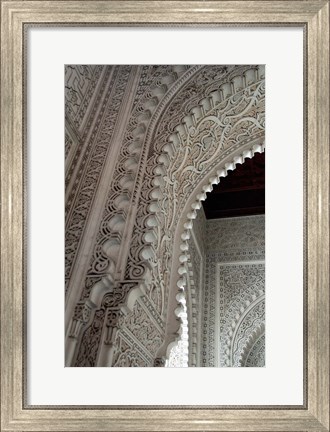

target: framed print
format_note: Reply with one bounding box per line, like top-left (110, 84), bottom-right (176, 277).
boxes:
top-left (1, 1), bottom-right (329, 431)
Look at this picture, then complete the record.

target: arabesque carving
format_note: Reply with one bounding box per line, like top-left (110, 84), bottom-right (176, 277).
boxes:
top-left (65, 66), bottom-right (130, 294)
top-left (66, 65), bottom-right (265, 367)
top-left (241, 329), bottom-right (265, 367)
top-left (202, 221), bottom-right (265, 367)
top-left (81, 66), bottom-right (194, 301)
top-left (74, 282), bottom-right (136, 366)
top-left (125, 66), bottom-right (265, 336)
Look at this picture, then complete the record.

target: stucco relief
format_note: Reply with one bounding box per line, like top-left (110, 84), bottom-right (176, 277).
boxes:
top-left (65, 66), bottom-right (129, 294)
top-left (82, 66), bottom-right (192, 301)
top-left (122, 300), bottom-right (163, 358)
top-left (232, 299), bottom-right (265, 367)
top-left (186, 216), bottom-right (205, 367)
top-left (166, 313), bottom-right (189, 368)
top-left (206, 215), bottom-right (265, 256)
top-left (125, 67), bottom-right (265, 352)
top-left (65, 65), bottom-right (265, 367)
top-left (65, 132), bottom-right (74, 160)
top-left (244, 333), bottom-right (265, 367)
top-left (201, 216), bottom-right (265, 367)
top-left (65, 65), bottom-right (104, 130)
top-left (110, 296), bottom-right (165, 367)
top-left (67, 66), bottom-right (202, 366)
top-left (65, 66), bottom-right (113, 192)
top-left (112, 336), bottom-right (149, 367)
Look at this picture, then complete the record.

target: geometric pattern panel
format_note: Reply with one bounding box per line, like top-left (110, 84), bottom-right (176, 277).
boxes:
top-left (65, 65), bottom-right (104, 131)
top-left (244, 333), bottom-right (265, 367)
top-left (202, 215), bottom-right (265, 367)
top-left (206, 214), bottom-right (265, 260)
top-left (218, 263), bottom-right (265, 367)
top-left (65, 64), bottom-right (265, 367)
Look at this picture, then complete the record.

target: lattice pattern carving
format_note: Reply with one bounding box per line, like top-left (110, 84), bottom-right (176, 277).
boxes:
top-left (206, 215), bottom-right (265, 256)
top-left (243, 332), bottom-right (265, 367)
top-left (186, 217), bottom-right (205, 366)
top-left (122, 301), bottom-right (163, 357)
top-left (65, 66), bottom-right (112, 191)
top-left (112, 337), bottom-right (149, 367)
top-left (125, 66), bottom-right (265, 338)
top-left (65, 65), bottom-right (103, 130)
top-left (65, 66), bottom-right (128, 295)
top-left (201, 215), bottom-right (265, 367)
top-left (82, 66), bottom-right (190, 302)
top-left (74, 282), bottom-right (136, 366)
top-left (66, 66), bottom-right (265, 367)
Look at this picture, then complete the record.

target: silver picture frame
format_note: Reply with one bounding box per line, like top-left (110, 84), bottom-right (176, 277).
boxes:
top-left (1, 1), bottom-right (329, 430)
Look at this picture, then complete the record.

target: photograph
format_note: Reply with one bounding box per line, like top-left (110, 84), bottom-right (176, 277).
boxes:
top-left (65, 65), bottom-right (265, 367)
top-left (1, 0), bottom-right (328, 429)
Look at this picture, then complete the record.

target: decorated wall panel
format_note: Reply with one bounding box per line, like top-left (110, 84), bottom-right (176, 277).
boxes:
top-left (201, 215), bottom-right (265, 367)
top-left (65, 65), bottom-right (265, 367)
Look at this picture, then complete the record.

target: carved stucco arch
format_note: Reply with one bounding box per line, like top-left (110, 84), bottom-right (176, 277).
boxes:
top-left (240, 324), bottom-right (265, 367)
top-left (70, 65), bottom-right (265, 366)
top-left (125, 66), bottom-right (265, 281)
top-left (80, 66), bottom-right (266, 350)
top-left (185, 251), bottom-right (200, 366)
top-left (67, 66), bottom-right (204, 365)
top-left (81, 66), bottom-right (203, 296)
top-left (229, 296), bottom-right (265, 366)
top-left (239, 320), bottom-right (265, 366)
top-left (156, 145), bottom-right (265, 361)
top-left (125, 67), bottom-right (265, 363)
top-left (219, 271), bottom-right (265, 366)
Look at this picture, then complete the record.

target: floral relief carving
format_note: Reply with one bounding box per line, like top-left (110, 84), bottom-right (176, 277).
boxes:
top-left (65, 66), bottom-right (130, 295)
top-left (231, 300), bottom-right (265, 367)
top-left (112, 299), bottom-right (165, 367)
top-left (68, 301), bottom-right (93, 339)
top-left (65, 66), bottom-right (113, 192)
top-left (74, 282), bottom-right (136, 366)
top-left (69, 66), bottom-right (201, 366)
top-left (206, 215), bottom-right (265, 255)
top-left (65, 132), bottom-right (74, 159)
top-left (219, 263), bottom-right (264, 366)
top-left (244, 333), bottom-right (265, 367)
top-left (74, 308), bottom-right (106, 367)
top-left (81, 66), bottom-right (190, 301)
top-left (65, 65), bottom-right (103, 130)
top-left (112, 337), bottom-right (149, 367)
top-left (201, 216), bottom-right (265, 367)
top-left (125, 66), bottom-right (265, 327)
top-left (140, 295), bottom-right (165, 331)
top-left (66, 66), bottom-right (266, 367)
top-left (122, 300), bottom-right (163, 357)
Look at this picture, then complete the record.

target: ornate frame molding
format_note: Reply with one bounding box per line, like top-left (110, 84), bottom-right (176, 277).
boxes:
top-left (1, 1), bottom-right (329, 431)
